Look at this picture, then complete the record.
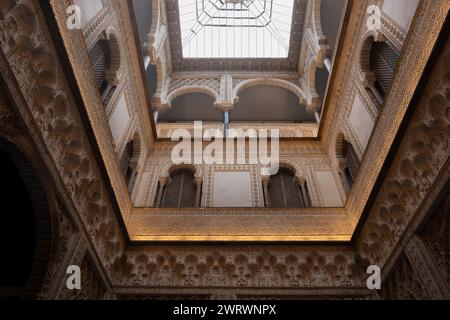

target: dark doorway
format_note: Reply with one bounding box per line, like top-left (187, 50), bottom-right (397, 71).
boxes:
top-left (0, 139), bottom-right (51, 300)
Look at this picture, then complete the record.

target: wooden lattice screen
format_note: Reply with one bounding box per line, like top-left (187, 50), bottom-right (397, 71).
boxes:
top-left (370, 41), bottom-right (400, 95)
top-left (267, 168), bottom-right (305, 208)
top-left (161, 169), bottom-right (197, 208)
top-left (88, 39), bottom-right (111, 94)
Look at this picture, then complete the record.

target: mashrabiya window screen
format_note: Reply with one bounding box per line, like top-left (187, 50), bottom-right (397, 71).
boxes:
top-left (344, 141), bottom-right (360, 183)
top-left (88, 39), bottom-right (111, 92)
top-left (370, 41), bottom-right (400, 95)
top-left (267, 168), bottom-right (306, 208)
top-left (161, 169), bottom-right (197, 208)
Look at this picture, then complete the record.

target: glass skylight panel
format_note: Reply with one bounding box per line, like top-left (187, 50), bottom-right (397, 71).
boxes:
top-left (178, 0), bottom-right (295, 58)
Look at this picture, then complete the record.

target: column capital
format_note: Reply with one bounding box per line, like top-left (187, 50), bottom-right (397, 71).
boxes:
top-left (337, 158), bottom-right (348, 172)
top-left (295, 176), bottom-right (306, 186)
top-left (360, 71), bottom-right (376, 88)
top-left (158, 176), bottom-right (168, 186)
top-left (194, 176), bottom-right (203, 186)
top-left (214, 101), bottom-right (234, 112)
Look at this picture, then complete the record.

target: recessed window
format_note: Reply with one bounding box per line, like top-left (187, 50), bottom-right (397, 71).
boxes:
top-left (178, 0), bottom-right (294, 58)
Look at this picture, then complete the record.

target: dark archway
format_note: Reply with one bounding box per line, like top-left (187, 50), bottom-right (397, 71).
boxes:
top-left (0, 138), bottom-right (52, 300)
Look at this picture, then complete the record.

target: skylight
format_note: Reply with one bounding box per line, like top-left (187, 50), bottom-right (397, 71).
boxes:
top-left (178, 0), bottom-right (295, 58)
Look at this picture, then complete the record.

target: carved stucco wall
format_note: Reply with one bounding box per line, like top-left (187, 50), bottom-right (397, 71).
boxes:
top-left (0, 0), bottom-right (449, 300)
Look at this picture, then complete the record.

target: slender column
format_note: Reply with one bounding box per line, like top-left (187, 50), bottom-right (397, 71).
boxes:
top-left (101, 84), bottom-right (113, 103)
top-left (337, 158), bottom-right (351, 196)
top-left (262, 177), bottom-right (271, 208)
top-left (314, 111), bottom-right (321, 123)
top-left (370, 85), bottom-right (384, 104)
top-left (224, 111), bottom-right (230, 138)
top-left (155, 177), bottom-right (167, 207)
top-left (297, 177), bottom-right (309, 208)
top-left (144, 55), bottom-right (151, 70)
top-left (194, 177), bottom-right (203, 208)
top-left (362, 71), bottom-right (383, 104)
top-left (324, 58), bottom-right (332, 73)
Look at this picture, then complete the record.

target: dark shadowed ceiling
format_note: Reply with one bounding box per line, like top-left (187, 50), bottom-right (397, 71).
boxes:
top-left (158, 94), bottom-right (223, 122)
top-left (232, 85), bottom-right (315, 122)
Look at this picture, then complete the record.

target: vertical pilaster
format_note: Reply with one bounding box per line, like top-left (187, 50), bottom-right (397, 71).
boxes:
top-left (195, 177), bottom-right (203, 208)
top-left (155, 177), bottom-right (168, 207)
top-left (404, 235), bottom-right (450, 299)
top-left (262, 176), bottom-right (271, 208)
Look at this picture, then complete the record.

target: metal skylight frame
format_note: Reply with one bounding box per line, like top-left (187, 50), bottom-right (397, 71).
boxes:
top-left (178, 0), bottom-right (295, 58)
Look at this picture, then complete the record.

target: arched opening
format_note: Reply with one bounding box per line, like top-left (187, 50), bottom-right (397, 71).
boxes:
top-left (0, 138), bottom-right (52, 300)
top-left (120, 141), bottom-right (135, 192)
top-left (158, 93), bottom-right (222, 122)
top-left (343, 140), bottom-right (360, 184)
top-left (120, 132), bottom-right (142, 194)
top-left (233, 85), bottom-right (314, 122)
top-left (370, 41), bottom-right (400, 97)
top-left (336, 138), bottom-right (360, 195)
top-left (88, 33), bottom-right (121, 106)
top-left (265, 168), bottom-right (311, 208)
top-left (89, 38), bottom-right (111, 100)
top-left (159, 168), bottom-right (200, 208)
top-left (360, 36), bottom-right (400, 107)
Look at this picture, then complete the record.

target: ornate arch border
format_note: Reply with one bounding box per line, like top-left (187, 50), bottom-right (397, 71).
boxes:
top-left (233, 78), bottom-right (307, 106)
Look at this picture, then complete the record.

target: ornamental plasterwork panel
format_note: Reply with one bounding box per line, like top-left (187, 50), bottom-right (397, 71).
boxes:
top-left (380, 13), bottom-right (407, 51)
top-left (115, 0), bottom-right (157, 145)
top-left (2, 0), bottom-right (450, 299)
top-left (149, 139), bottom-right (324, 156)
top-left (342, 86), bottom-right (373, 157)
top-left (303, 161), bottom-right (342, 208)
top-left (110, 246), bottom-right (366, 290)
top-left (344, 0), bottom-right (449, 229)
top-left (133, 166), bottom-right (159, 207)
top-left (204, 165), bottom-right (262, 208)
top-left (105, 82), bottom-right (123, 118)
top-left (169, 78), bottom-right (221, 93)
top-left (83, 5), bottom-right (111, 49)
top-left (355, 81), bottom-right (379, 121)
top-left (356, 35), bottom-right (450, 267)
top-left (320, 0), bottom-right (370, 149)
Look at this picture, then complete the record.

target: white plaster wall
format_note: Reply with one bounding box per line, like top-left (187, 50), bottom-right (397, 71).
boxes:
top-left (74, 0), bottom-right (103, 28)
top-left (109, 94), bottom-right (130, 147)
top-left (348, 94), bottom-right (375, 150)
top-left (382, 0), bottom-right (419, 31)
top-left (133, 171), bottom-right (154, 207)
top-left (213, 171), bottom-right (253, 207)
top-left (315, 171), bottom-right (343, 207)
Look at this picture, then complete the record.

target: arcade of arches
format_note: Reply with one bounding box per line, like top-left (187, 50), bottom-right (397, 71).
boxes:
top-left (0, 0), bottom-right (449, 300)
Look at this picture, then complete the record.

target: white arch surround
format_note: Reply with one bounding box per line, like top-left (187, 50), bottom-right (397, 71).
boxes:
top-left (357, 30), bottom-right (387, 88)
top-left (260, 160), bottom-right (305, 186)
top-left (161, 162), bottom-right (203, 180)
top-left (159, 85), bottom-right (220, 111)
top-left (272, 160), bottom-right (304, 180)
top-left (232, 78), bottom-right (307, 107)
